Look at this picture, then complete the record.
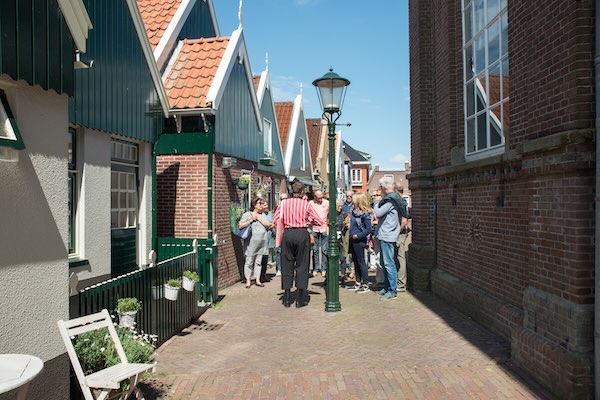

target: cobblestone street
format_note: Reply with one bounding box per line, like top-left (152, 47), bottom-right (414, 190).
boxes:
top-left (142, 270), bottom-right (553, 399)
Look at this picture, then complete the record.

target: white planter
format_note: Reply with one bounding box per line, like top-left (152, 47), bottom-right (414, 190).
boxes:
top-left (151, 285), bottom-right (163, 300)
top-left (117, 311), bottom-right (137, 328)
top-left (182, 276), bottom-right (196, 292)
top-left (164, 284), bottom-right (180, 301)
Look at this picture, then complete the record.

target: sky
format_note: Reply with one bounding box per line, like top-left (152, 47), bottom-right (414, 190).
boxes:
top-left (213, 0), bottom-right (410, 171)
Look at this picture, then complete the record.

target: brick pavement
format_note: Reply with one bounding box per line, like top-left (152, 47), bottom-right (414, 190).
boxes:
top-left (141, 270), bottom-right (553, 399)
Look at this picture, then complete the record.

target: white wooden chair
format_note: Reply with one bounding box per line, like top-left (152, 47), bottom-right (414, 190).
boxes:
top-left (57, 309), bottom-right (156, 400)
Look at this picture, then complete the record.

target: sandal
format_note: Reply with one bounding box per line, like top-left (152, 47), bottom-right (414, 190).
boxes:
top-left (255, 282), bottom-right (264, 287)
top-left (245, 283), bottom-right (251, 289)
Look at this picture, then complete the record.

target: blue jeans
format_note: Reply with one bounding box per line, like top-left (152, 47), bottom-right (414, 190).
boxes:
top-left (312, 232), bottom-right (328, 272)
top-left (379, 240), bottom-right (397, 295)
top-left (275, 247), bottom-right (281, 272)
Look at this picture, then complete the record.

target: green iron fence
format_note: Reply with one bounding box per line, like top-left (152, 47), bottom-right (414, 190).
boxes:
top-left (157, 238), bottom-right (217, 303)
top-left (73, 241), bottom-right (201, 346)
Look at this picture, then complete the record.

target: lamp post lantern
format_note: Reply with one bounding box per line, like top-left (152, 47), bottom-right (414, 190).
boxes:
top-left (312, 68), bottom-right (350, 312)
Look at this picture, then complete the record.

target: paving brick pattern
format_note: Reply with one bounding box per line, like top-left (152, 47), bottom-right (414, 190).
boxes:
top-left (142, 272), bottom-right (553, 399)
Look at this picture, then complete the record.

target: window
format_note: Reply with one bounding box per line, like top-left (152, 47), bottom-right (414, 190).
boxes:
top-left (352, 168), bottom-right (362, 184)
top-left (111, 139), bottom-right (138, 229)
top-left (0, 89), bottom-right (25, 149)
top-left (384, 174), bottom-right (395, 182)
top-left (463, 0), bottom-right (508, 159)
top-left (68, 128), bottom-right (79, 255)
top-left (263, 118), bottom-right (272, 157)
top-left (300, 138), bottom-right (306, 171)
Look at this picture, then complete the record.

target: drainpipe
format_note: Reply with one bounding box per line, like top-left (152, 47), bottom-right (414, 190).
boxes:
top-left (595, 0), bottom-right (600, 396)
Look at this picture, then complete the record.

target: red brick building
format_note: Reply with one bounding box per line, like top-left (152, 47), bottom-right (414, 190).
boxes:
top-left (409, 1), bottom-right (595, 398)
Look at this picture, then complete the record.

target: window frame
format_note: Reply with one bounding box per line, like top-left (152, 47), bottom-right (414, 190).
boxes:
top-left (300, 138), bottom-right (306, 171)
top-left (110, 139), bottom-right (139, 230)
top-left (263, 118), bottom-right (273, 157)
top-left (68, 128), bottom-right (80, 256)
top-left (0, 89), bottom-right (25, 150)
top-left (351, 168), bottom-right (362, 185)
top-left (462, 0), bottom-right (508, 161)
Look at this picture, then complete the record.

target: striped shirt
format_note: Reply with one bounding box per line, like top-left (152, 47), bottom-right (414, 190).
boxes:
top-left (273, 197), bottom-right (324, 229)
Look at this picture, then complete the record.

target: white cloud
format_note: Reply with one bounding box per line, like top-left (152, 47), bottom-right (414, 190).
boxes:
top-left (391, 153), bottom-right (410, 166)
top-left (271, 74), bottom-right (304, 102)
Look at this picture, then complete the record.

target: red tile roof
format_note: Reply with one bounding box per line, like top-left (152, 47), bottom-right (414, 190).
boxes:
top-left (163, 37), bottom-right (230, 110)
top-left (275, 102), bottom-right (294, 150)
top-left (137, 0), bottom-right (182, 50)
top-left (305, 118), bottom-right (322, 167)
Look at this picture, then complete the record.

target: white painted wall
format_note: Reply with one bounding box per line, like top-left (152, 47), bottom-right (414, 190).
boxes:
top-left (0, 78), bottom-right (70, 399)
top-left (138, 142), bottom-right (153, 266)
top-left (71, 128), bottom-right (111, 282)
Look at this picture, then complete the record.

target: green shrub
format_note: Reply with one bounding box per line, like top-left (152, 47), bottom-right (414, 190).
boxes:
top-left (116, 297), bottom-right (141, 313)
top-left (166, 279), bottom-right (181, 288)
top-left (182, 270), bottom-right (200, 283)
top-left (74, 325), bottom-right (156, 375)
top-left (238, 175), bottom-right (250, 184)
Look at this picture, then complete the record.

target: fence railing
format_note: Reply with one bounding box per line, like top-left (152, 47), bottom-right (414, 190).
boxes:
top-left (73, 240), bottom-right (202, 346)
top-left (157, 237), bottom-right (217, 303)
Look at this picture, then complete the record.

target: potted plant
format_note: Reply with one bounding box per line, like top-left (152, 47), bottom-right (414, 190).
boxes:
top-left (74, 324), bottom-right (157, 397)
top-left (236, 175), bottom-right (250, 190)
top-left (164, 279), bottom-right (181, 301)
top-left (116, 297), bottom-right (141, 328)
top-left (182, 270), bottom-right (200, 292)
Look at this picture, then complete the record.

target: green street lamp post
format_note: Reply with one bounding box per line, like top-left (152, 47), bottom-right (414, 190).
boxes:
top-left (312, 68), bottom-right (350, 312)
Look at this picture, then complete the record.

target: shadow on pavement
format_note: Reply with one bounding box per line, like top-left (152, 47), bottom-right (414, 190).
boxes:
top-left (410, 290), bottom-right (556, 400)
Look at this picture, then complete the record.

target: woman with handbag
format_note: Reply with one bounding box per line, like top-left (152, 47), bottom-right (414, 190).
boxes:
top-left (347, 192), bottom-right (373, 293)
top-left (239, 197), bottom-right (275, 288)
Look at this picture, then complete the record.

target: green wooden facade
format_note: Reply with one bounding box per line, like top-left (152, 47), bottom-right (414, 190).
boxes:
top-left (288, 107), bottom-right (312, 179)
top-left (0, 0), bottom-right (75, 95)
top-left (178, 1), bottom-right (216, 41)
top-left (215, 62), bottom-right (262, 160)
top-left (69, 0), bottom-right (162, 142)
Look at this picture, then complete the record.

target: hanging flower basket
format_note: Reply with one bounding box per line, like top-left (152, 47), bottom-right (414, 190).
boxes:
top-left (236, 175), bottom-right (250, 190)
top-left (182, 271), bottom-right (199, 292)
top-left (151, 285), bottom-right (163, 300)
top-left (164, 279), bottom-right (181, 301)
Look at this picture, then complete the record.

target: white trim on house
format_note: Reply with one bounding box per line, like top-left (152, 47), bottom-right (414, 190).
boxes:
top-left (154, 0), bottom-right (196, 71)
top-left (205, 28), bottom-right (262, 129)
top-left (127, 0), bottom-right (170, 117)
top-left (57, 0), bottom-right (92, 53)
top-left (256, 69), bottom-right (269, 106)
top-left (256, 69), bottom-right (286, 171)
top-left (161, 40), bottom-right (185, 82)
top-left (283, 94), bottom-right (301, 175)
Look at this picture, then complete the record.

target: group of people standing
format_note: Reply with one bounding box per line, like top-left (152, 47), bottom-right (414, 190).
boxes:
top-left (238, 176), bottom-right (409, 308)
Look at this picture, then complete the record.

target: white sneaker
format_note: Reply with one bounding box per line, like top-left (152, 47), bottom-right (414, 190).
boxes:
top-left (356, 286), bottom-right (370, 294)
top-left (275, 271), bottom-right (281, 277)
top-left (347, 285), bottom-right (360, 291)
top-left (321, 271), bottom-right (326, 278)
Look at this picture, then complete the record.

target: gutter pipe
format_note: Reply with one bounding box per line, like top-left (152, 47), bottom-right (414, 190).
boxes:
top-left (594, 0), bottom-right (600, 396)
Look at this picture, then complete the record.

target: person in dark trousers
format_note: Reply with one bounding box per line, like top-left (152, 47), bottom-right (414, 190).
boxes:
top-left (347, 192), bottom-right (373, 293)
top-left (272, 181), bottom-right (324, 308)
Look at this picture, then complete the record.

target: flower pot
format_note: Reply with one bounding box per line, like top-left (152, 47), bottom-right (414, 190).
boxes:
top-left (164, 284), bottom-right (180, 301)
top-left (182, 276), bottom-right (196, 292)
top-left (117, 311), bottom-right (137, 328)
top-left (237, 182), bottom-right (248, 190)
top-left (151, 285), bottom-right (163, 300)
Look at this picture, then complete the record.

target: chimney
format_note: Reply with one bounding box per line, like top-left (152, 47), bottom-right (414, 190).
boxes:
top-left (404, 161), bottom-right (411, 172)
top-left (374, 164), bottom-right (380, 172)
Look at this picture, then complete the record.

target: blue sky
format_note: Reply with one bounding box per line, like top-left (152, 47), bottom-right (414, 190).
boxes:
top-left (213, 0), bottom-right (410, 171)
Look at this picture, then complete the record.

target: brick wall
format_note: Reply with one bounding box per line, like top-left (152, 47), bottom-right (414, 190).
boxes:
top-left (212, 154), bottom-right (286, 288)
top-left (409, 0), bottom-right (596, 397)
top-left (156, 154), bottom-right (209, 238)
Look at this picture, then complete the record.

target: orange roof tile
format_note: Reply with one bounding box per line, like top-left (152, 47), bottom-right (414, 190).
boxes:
top-left (253, 75), bottom-right (261, 91)
top-left (305, 118), bottom-right (322, 167)
top-left (275, 102), bottom-right (294, 150)
top-left (137, 0), bottom-right (182, 50)
top-left (163, 37), bottom-right (230, 110)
